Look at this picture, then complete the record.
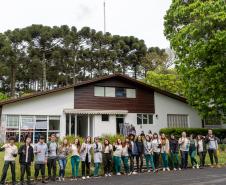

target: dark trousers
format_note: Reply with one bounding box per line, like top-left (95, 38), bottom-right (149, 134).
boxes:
top-left (20, 163), bottom-right (31, 184)
top-left (180, 151), bottom-right (188, 169)
top-left (153, 152), bottom-right (160, 169)
top-left (136, 154), bottom-right (143, 172)
top-left (103, 153), bottom-right (112, 174)
top-left (34, 163), bottom-right (45, 180)
top-left (129, 155), bottom-right (139, 172)
top-left (0, 161), bottom-right (16, 185)
top-left (198, 151), bottom-right (207, 167)
top-left (208, 149), bottom-right (218, 165)
top-left (81, 160), bottom-right (90, 177)
top-left (47, 158), bottom-right (57, 180)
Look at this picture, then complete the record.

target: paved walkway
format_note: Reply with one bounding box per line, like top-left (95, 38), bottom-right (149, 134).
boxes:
top-left (40, 167), bottom-right (226, 185)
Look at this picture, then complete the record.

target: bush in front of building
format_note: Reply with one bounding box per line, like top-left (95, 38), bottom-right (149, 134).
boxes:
top-left (159, 128), bottom-right (226, 142)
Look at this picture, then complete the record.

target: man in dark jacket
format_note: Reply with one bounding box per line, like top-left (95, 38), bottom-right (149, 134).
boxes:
top-left (18, 136), bottom-right (34, 185)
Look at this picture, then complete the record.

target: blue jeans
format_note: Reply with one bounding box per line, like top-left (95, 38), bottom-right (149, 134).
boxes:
top-left (58, 158), bottom-right (67, 177)
top-left (71, 155), bottom-right (80, 177)
top-left (181, 151), bottom-right (188, 169)
top-left (94, 163), bottom-right (101, 176)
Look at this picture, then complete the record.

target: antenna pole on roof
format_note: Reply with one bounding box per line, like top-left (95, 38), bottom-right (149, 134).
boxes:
top-left (103, 0), bottom-right (106, 34)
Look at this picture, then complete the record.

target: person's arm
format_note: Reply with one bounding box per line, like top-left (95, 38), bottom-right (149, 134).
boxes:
top-left (31, 147), bottom-right (34, 162)
top-left (44, 145), bottom-right (48, 164)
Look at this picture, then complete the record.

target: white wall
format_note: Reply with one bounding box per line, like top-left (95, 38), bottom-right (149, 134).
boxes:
top-left (2, 88), bottom-right (74, 138)
top-left (154, 92), bottom-right (202, 133)
top-left (93, 115), bottom-right (116, 137)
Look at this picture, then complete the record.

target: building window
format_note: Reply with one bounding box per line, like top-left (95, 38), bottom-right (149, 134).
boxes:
top-left (49, 116), bottom-right (60, 131)
top-left (126, 89), bottom-right (136, 98)
top-left (102, 114), bottom-right (109, 122)
top-left (35, 116), bottom-right (48, 129)
top-left (167, 114), bottom-right (188, 128)
top-left (137, 114), bottom-right (153, 125)
top-left (115, 87), bottom-right (126, 97)
top-left (7, 115), bottom-right (19, 128)
top-left (21, 116), bottom-right (35, 129)
top-left (105, 87), bottom-right (115, 97)
top-left (94, 86), bottom-right (105, 96)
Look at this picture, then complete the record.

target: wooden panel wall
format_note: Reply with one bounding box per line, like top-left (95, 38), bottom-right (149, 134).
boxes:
top-left (74, 78), bottom-right (155, 113)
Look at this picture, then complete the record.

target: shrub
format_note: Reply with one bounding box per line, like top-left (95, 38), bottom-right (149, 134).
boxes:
top-left (159, 128), bottom-right (226, 141)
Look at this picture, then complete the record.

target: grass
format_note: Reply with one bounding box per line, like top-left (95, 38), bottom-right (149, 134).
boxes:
top-left (0, 151), bottom-right (225, 182)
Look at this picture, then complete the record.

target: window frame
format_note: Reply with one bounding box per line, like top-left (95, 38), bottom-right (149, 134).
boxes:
top-left (101, 114), bottom-right (110, 122)
top-left (137, 113), bottom-right (153, 125)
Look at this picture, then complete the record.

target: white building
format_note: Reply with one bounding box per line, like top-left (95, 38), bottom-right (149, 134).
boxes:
top-left (0, 74), bottom-right (202, 142)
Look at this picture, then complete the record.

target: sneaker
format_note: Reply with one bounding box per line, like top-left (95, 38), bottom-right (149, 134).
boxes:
top-left (217, 164), bottom-right (221, 168)
top-left (167, 167), bottom-right (170, 171)
top-left (116, 172), bottom-right (121, 176)
top-left (86, 176), bottom-right (90, 179)
top-left (128, 172), bottom-right (132, 176)
top-left (173, 168), bottom-right (177, 171)
top-left (196, 164), bottom-right (200, 169)
top-left (210, 165), bottom-right (214, 168)
top-left (132, 171), bottom-right (137, 175)
top-left (57, 177), bottom-right (61, 182)
top-left (108, 173), bottom-right (112, 177)
top-left (147, 170), bottom-right (151, 173)
top-left (105, 174), bottom-right (108, 177)
top-left (62, 178), bottom-right (65, 181)
top-left (192, 166), bottom-right (195, 169)
top-left (163, 168), bottom-right (166, 172)
top-left (178, 168), bottom-right (182, 171)
top-left (82, 176), bottom-right (86, 180)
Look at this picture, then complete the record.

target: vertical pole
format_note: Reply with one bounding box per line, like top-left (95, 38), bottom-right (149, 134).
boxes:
top-left (47, 116), bottom-right (49, 141)
top-left (87, 114), bottom-right (90, 136)
top-left (69, 114), bottom-right (71, 136)
top-left (103, 0), bottom-right (106, 34)
top-left (18, 115), bottom-right (21, 142)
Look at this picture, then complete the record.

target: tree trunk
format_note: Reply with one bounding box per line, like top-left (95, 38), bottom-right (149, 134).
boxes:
top-left (42, 53), bottom-right (47, 91)
top-left (10, 63), bottom-right (16, 97)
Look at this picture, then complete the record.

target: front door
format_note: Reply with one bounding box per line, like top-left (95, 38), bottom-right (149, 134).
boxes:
top-left (116, 115), bottom-right (124, 135)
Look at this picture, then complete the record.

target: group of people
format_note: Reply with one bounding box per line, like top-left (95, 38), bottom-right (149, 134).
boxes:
top-left (0, 129), bottom-right (220, 185)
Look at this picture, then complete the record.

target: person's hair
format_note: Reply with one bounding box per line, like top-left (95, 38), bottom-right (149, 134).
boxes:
top-left (153, 133), bottom-right (158, 138)
top-left (116, 138), bottom-right (122, 145)
top-left (39, 135), bottom-right (45, 140)
top-left (62, 138), bottom-right (69, 147)
top-left (190, 134), bottom-right (195, 139)
top-left (51, 133), bottom-right (56, 137)
top-left (104, 138), bottom-right (110, 146)
top-left (145, 135), bottom-right (151, 142)
top-left (122, 137), bottom-right (130, 147)
top-left (9, 136), bottom-right (16, 141)
top-left (85, 136), bottom-right (92, 144)
top-left (136, 135), bottom-right (143, 142)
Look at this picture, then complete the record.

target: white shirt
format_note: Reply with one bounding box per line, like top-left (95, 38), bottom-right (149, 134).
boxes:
top-left (2, 144), bottom-right (18, 161)
top-left (71, 144), bottom-right (80, 156)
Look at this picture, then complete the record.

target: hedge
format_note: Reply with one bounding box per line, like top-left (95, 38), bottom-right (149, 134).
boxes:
top-left (159, 128), bottom-right (226, 141)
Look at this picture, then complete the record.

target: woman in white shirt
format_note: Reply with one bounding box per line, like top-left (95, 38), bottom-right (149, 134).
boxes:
top-left (178, 132), bottom-right (190, 169)
top-left (70, 138), bottom-right (81, 180)
top-left (113, 138), bottom-right (123, 175)
top-left (152, 133), bottom-right (161, 171)
top-left (93, 137), bottom-right (102, 177)
top-left (122, 138), bottom-right (130, 175)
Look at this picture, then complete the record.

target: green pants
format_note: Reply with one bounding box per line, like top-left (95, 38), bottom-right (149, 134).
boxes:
top-left (113, 156), bottom-right (121, 174)
top-left (161, 152), bottom-right (169, 168)
top-left (145, 154), bottom-right (155, 171)
top-left (189, 150), bottom-right (197, 166)
top-left (94, 163), bottom-right (100, 176)
top-left (71, 155), bottom-right (80, 177)
top-left (170, 152), bottom-right (179, 169)
top-left (121, 156), bottom-right (129, 173)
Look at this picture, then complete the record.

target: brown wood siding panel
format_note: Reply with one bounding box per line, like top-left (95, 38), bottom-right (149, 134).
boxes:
top-left (74, 78), bottom-right (155, 113)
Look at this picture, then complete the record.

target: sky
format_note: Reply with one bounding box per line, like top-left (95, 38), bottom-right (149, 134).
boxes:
top-left (0, 0), bottom-right (171, 48)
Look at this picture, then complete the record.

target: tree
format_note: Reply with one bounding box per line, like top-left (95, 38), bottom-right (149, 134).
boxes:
top-left (164, 0), bottom-right (226, 121)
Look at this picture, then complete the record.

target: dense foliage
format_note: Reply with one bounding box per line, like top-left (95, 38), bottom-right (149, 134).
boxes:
top-left (164, 0), bottom-right (226, 122)
top-left (160, 128), bottom-right (226, 141)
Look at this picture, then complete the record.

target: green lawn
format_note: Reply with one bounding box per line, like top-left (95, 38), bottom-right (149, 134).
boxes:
top-left (0, 152), bottom-right (225, 182)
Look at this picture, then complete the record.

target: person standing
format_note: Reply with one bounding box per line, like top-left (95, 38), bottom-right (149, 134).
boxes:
top-left (93, 137), bottom-right (103, 177)
top-left (121, 138), bottom-right (130, 175)
top-left (113, 138), bottom-right (123, 176)
top-left (102, 139), bottom-right (113, 177)
top-left (0, 136), bottom-right (18, 185)
top-left (34, 135), bottom-right (48, 183)
top-left (178, 132), bottom-right (190, 169)
top-left (169, 134), bottom-right (181, 171)
top-left (197, 135), bottom-right (207, 168)
top-left (80, 136), bottom-right (92, 179)
top-left (18, 136), bottom-right (34, 185)
top-left (128, 134), bottom-right (138, 174)
top-left (160, 133), bottom-right (170, 171)
top-left (205, 129), bottom-right (219, 167)
top-left (143, 135), bottom-right (155, 173)
top-left (152, 133), bottom-right (161, 172)
top-left (58, 138), bottom-right (70, 181)
top-left (47, 134), bottom-right (58, 181)
top-left (70, 138), bottom-right (81, 180)
top-left (189, 134), bottom-right (199, 169)
top-left (135, 135), bottom-right (144, 173)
